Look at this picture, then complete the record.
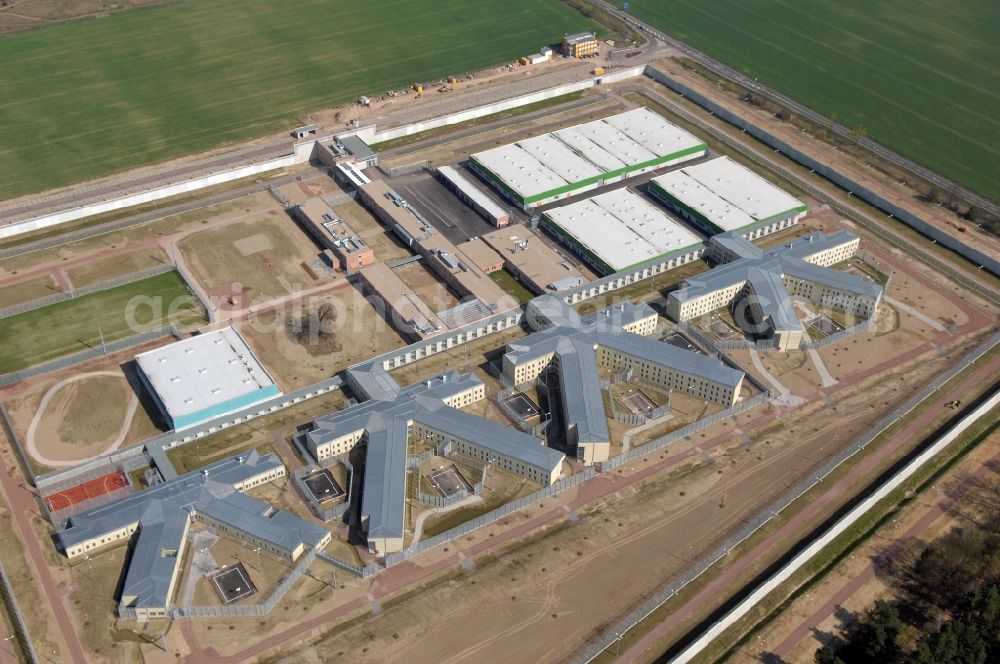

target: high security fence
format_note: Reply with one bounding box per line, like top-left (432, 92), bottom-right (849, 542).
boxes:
top-left (0, 564), bottom-right (39, 664)
top-left (0, 401), bottom-right (36, 488)
top-left (602, 390), bottom-right (771, 471)
top-left (801, 316), bottom-right (876, 351)
top-left (418, 463), bottom-right (486, 508)
top-left (0, 325), bottom-right (179, 387)
top-left (167, 548), bottom-right (318, 619)
top-left (32, 373), bottom-right (345, 492)
top-left (316, 550), bottom-right (378, 579)
top-left (0, 263), bottom-right (175, 320)
top-left (173, 258), bottom-right (216, 324)
top-left (572, 330), bottom-right (1000, 663)
top-left (383, 468), bottom-right (597, 568)
top-left (292, 464), bottom-right (351, 522)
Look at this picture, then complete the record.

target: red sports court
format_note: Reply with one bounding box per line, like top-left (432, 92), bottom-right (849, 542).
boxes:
top-left (43, 470), bottom-right (128, 513)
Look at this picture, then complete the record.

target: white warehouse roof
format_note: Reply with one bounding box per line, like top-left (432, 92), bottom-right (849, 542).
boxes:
top-left (543, 188), bottom-right (703, 272)
top-left (649, 156), bottom-right (807, 233)
top-left (136, 327), bottom-right (278, 422)
top-left (471, 107), bottom-right (706, 205)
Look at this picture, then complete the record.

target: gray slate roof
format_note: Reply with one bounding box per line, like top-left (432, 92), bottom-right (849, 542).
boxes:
top-left (58, 451), bottom-right (326, 611)
top-left (507, 299), bottom-right (744, 448)
top-left (673, 231), bottom-right (881, 334)
top-left (306, 371), bottom-right (564, 544)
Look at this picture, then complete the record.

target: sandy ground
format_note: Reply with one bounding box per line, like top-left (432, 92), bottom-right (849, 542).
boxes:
top-left (330, 200), bottom-right (413, 264)
top-left (378, 94), bottom-right (635, 172)
top-left (0, 0), bottom-right (173, 33)
top-left (26, 373), bottom-right (137, 467)
top-left (0, 337), bottom-right (170, 475)
top-left (0, 273), bottom-right (60, 309)
top-left (729, 428), bottom-right (1000, 664)
top-left (393, 262), bottom-right (462, 313)
top-left (177, 204), bottom-right (326, 302)
top-left (151, 221), bottom-right (996, 663)
top-left (237, 284), bottom-right (407, 391)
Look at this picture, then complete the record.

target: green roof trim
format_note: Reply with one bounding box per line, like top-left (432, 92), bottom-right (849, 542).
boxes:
top-left (647, 179), bottom-right (807, 235)
top-left (469, 157), bottom-right (528, 206)
top-left (541, 213), bottom-right (704, 276)
top-left (540, 214), bottom-right (615, 275)
top-left (522, 143), bottom-right (707, 205)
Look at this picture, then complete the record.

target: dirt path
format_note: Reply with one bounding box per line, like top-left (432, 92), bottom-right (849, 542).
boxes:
top-left (411, 495), bottom-right (483, 543)
top-left (770, 441), bottom-right (1000, 660)
top-left (173, 349), bottom-right (1000, 664)
top-left (0, 453), bottom-right (84, 663)
top-left (614, 354), bottom-right (1000, 663)
top-left (25, 371), bottom-right (139, 467)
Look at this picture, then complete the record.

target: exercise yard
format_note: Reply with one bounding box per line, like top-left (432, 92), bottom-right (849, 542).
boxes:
top-left (0, 270), bottom-right (205, 373)
top-left (0, 0), bottom-right (599, 200)
top-left (178, 213), bottom-right (326, 301)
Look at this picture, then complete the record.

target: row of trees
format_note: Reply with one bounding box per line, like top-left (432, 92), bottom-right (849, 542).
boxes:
top-left (815, 472), bottom-right (1000, 663)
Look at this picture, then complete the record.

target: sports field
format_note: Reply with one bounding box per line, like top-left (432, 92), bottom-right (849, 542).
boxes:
top-left (0, 271), bottom-right (205, 373)
top-left (0, 0), bottom-right (598, 201)
top-left (619, 0), bottom-right (1000, 200)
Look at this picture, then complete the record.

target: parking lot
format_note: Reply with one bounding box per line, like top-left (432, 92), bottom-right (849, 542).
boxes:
top-left (392, 172), bottom-right (499, 245)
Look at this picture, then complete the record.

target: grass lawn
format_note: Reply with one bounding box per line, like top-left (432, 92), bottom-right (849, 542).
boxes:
top-left (0, 271), bottom-right (204, 373)
top-left (0, 0), bottom-right (599, 201)
top-left (489, 269), bottom-right (536, 304)
top-left (617, 0), bottom-right (1000, 200)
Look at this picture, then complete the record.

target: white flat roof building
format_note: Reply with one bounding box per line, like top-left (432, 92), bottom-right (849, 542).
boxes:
top-left (470, 108), bottom-right (707, 209)
top-left (649, 156), bottom-right (807, 236)
top-left (136, 327), bottom-right (281, 431)
top-left (541, 188), bottom-right (703, 274)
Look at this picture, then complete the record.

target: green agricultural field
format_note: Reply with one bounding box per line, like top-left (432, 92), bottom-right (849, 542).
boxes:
top-left (0, 0), bottom-right (598, 201)
top-left (0, 271), bottom-right (205, 373)
top-left (618, 0), bottom-right (1000, 201)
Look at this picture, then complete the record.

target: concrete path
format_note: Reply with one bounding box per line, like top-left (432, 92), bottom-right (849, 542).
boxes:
top-left (807, 348), bottom-right (838, 387)
top-left (181, 531), bottom-right (220, 608)
top-left (884, 295), bottom-right (947, 332)
top-left (748, 349), bottom-right (805, 407)
top-left (411, 494), bottom-right (483, 543)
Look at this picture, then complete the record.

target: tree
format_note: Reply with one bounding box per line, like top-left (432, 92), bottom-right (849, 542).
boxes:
top-left (316, 302), bottom-right (337, 337)
top-left (815, 645), bottom-right (846, 664)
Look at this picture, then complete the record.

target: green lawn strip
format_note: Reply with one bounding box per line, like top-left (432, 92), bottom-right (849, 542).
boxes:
top-left (0, 270), bottom-right (204, 373)
top-left (489, 269), bottom-right (536, 305)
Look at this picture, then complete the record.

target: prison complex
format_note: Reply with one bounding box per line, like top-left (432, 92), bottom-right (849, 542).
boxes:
top-left (357, 180), bottom-right (515, 336)
top-left (667, 231), bottom-right (883, 351)
top-left (480, 225), bottom-right (584, 293)
top-left (541, 188), bottom-right (704, 275)
top-left (303, 370), bottom-right (565, 554)
top-left (57, 452), bottom-right (329, 622)
top-left (648, 156), bottom-right (808, 239)
top-left (470, 108), bottom-right (707, 210)
top-left (503, 297), bottom-right (745, 463)
top-left (294, 197), bottom-right (375, 272)
top-left (136, 327), bottom-right (281, 431)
